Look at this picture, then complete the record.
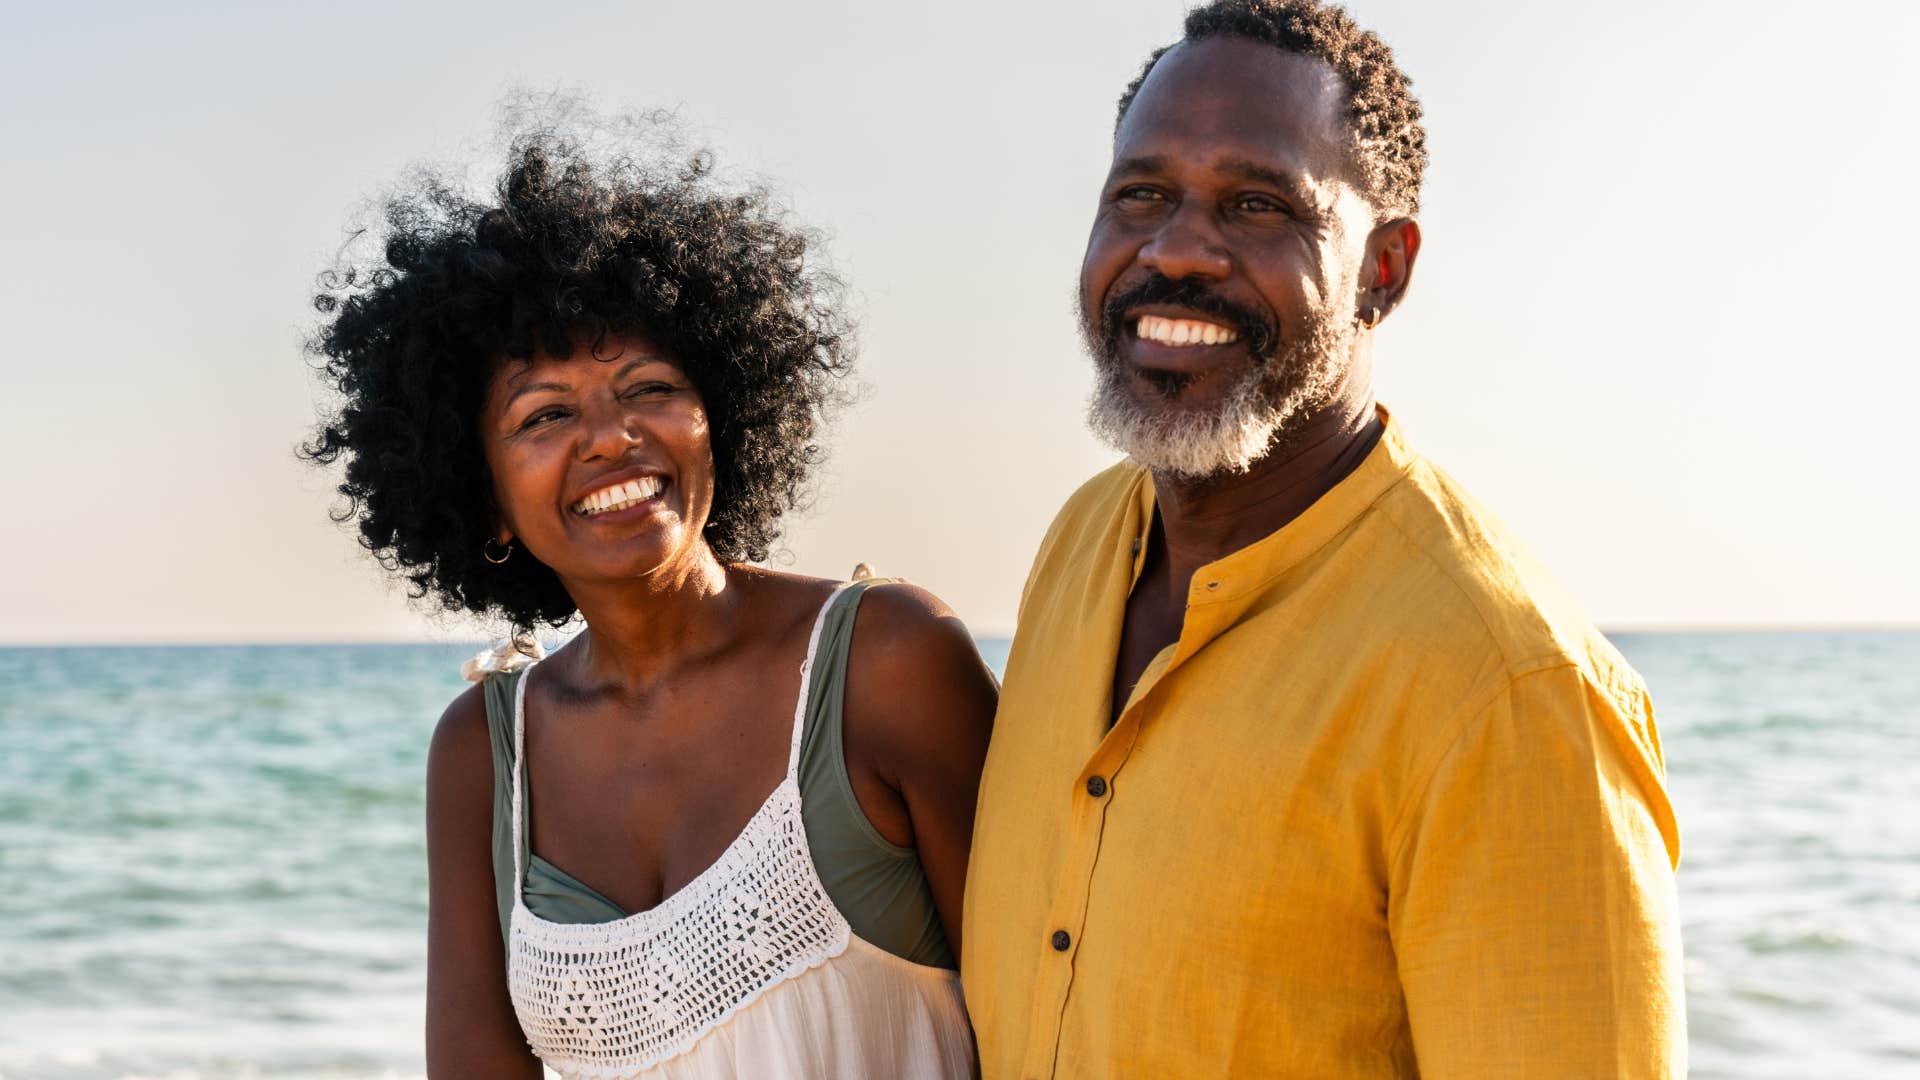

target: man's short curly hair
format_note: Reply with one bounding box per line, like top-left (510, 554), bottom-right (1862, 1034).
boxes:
top-left (1115, 0), bottom-right (1428, 218)
top-left (302, 123), bottom-right (852, 630)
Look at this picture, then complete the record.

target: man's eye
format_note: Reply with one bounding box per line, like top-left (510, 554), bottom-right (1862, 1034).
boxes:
top-left (1236, 194), bottom-right (1287, 214)
top-left (1114, 185), bottom-right (1166, 204)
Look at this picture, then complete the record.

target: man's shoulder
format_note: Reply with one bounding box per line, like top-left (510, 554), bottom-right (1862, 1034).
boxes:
top-left (1026, 459), bottom-right (1144, 570)
top-left (1364, 453), bottom-right (1635, 693)
top-left (1358, 452), bottom-right (1669, 850)
top-left (1052, 458), bottom-right (1146, 530)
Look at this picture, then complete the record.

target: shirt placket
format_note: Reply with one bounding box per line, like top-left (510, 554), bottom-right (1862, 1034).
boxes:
top-left (1021, 577), bottom-right (1236, 1077)
top-left (1019, 693), bottom-right (1147, 1079)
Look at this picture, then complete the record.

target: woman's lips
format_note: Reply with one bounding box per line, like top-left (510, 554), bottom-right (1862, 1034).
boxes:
top-left (570, 475), bottom-right (669, 520)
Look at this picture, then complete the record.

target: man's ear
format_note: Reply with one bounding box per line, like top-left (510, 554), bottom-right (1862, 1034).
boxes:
top-left (1357, 217), bottom-right (1421, 326)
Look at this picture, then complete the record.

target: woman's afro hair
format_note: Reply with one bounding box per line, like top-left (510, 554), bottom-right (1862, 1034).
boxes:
top-left (302, 117), bottom-right (852, 630)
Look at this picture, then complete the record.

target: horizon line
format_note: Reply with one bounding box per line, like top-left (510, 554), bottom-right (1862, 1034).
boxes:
top-left (3, 622), bottom-right (1919, 650)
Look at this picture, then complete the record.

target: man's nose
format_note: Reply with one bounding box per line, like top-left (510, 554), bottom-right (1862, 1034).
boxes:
top-left (1138, 207), bottom-right (1231, 281)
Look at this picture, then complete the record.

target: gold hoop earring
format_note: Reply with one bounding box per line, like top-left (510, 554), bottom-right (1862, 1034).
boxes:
top-left (1363, 304), bottom-right (1383, 329)
top-left (483, 539), bottom-right (514, 564)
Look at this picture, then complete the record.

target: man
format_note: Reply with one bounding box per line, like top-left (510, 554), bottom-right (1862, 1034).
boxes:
top-left (961, 2), bottom-right (1685, 1076)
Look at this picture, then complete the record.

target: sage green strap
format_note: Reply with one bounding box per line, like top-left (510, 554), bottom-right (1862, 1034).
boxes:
top-left (797, 579), bottom-right (956, 969)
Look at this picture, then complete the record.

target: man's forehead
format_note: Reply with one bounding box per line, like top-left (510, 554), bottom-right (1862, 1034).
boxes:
top-left (1115, 38), bottom-right (1352, 179)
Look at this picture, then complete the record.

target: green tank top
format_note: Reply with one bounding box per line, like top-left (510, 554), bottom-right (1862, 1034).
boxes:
top-left (481, 579), bottom-right (956, 969)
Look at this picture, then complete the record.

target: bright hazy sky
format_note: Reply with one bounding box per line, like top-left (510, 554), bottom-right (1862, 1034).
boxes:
top-left (3, 0), bottom-right (1915, 644)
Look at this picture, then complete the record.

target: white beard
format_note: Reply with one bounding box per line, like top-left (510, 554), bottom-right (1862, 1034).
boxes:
top-left (1085, 318), bottom-right (1351, 482)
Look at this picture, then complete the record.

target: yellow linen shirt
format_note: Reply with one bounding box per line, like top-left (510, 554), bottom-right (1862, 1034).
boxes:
top-left (963, 409), bottom-right (1684, 1078)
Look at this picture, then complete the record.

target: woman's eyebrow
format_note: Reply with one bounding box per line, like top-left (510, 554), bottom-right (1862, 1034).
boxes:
top-left (613, 358), bottom-right (656, 381)
top-left (500, 356), bottom-right (672, 412)
top-left (502, 379), bottom-right (570, 410)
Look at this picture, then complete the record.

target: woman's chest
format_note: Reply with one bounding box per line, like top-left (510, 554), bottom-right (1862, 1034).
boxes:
top-left (521, 679), bottom-right (799, 915)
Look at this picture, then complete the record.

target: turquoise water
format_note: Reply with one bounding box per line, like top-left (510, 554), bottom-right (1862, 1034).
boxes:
top-left (0, 633), bottom-right (1914, 1078)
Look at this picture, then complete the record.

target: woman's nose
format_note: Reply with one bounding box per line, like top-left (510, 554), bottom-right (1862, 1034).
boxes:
top-left (578, 396), bottom-right (643, 460)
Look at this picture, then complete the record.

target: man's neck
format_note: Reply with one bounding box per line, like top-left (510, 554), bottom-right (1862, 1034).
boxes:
top-left (1148, 379), bottom-right (1383, 588)
top-left (1108, 377), bottom-right (1383, 726)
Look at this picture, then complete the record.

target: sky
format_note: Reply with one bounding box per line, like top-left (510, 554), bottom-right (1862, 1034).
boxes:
top-left (1, 0), bottom-right (1915, 644)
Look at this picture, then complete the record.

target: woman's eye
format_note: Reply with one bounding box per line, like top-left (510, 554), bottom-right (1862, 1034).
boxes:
top-left (622, 382), bottom-right (673, 399)
top-left (520, 407), bottom-right (568, 431)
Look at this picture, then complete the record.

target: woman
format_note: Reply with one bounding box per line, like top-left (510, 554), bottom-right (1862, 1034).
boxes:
top-left (304, 126), bottom-right (997, 1078)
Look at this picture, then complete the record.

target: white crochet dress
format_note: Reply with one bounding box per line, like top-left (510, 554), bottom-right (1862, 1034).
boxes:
top-left (503, 586), bottom-right (975, 1078)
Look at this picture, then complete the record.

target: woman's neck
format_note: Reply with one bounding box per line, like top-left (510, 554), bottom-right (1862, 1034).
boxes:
top-left (560, 548), bottom-right (739, 692)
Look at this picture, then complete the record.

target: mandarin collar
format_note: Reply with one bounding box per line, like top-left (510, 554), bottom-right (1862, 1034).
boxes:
top-left (1128, 404), bottom-right (1417, 611)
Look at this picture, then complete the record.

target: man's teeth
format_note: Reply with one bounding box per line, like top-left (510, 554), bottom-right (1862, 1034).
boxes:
top-left (1135, 315), bottom-right (1240, 347)
top-left (574, 477), bottom-right (664, 515)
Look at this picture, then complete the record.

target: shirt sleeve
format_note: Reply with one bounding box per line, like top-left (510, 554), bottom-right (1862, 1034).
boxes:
top-left (1387, 662), bottom-right (1686, 1079)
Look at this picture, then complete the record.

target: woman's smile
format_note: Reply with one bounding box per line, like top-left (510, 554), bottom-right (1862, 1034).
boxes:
top-left (569, 470), bottom-right (671, 521)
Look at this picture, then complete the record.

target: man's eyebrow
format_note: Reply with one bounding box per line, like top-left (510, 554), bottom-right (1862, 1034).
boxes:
top-left (1212, 157), bottom-right (1315, 203)
top-left (1108, 155), bottom-right (1170, 179)
top-left (1107, 154), bottom-right (1318, 206)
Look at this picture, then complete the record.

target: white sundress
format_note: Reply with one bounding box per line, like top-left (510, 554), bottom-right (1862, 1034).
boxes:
top-left (503, 584), bottom-right (976, 1078)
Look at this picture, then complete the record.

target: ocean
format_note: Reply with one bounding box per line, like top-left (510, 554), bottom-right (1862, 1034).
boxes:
top-left (0, 632), bottom-right (1914, 1079)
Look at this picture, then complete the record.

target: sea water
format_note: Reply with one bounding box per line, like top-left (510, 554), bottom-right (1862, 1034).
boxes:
top-left (0, 633), bottom-right (1914, 1079)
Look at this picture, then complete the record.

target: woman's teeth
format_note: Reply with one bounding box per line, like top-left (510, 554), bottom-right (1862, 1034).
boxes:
top-left (1135, 315), bottom-right (1240, 346)
top-left (573, 476), bottom-right (664, 515)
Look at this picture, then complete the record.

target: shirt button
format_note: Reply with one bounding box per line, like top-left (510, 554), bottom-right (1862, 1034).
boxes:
top-left (1085, 775), bottom-right (1107, 798)
top-left (1051, 929), bottom-right (1072, 951)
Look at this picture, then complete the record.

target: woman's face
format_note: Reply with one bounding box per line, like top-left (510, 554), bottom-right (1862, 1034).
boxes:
top-left (478, 331), bottom-right (716, 588)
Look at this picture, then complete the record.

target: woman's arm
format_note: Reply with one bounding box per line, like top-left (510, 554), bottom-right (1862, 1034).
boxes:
top-left (424, 685), bottom-right (543, 1078)
top-left (842, 584), bottom-right (999, 959)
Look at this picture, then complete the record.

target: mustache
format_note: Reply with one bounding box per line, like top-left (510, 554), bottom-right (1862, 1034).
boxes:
top-left (1099, 274), bottom-right (1276, 361)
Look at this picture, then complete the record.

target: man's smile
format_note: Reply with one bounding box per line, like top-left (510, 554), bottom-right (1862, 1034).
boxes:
top-left (1135, 314), bottom-right (1242, 347)
top-left (1096, 276), bottom-right (1276, 380)
top-left (1119, 306), bottom-right (1256, 377)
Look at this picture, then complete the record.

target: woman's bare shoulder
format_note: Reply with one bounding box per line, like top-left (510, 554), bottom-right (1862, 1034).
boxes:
top-left (730, 566), bottom-right (844, 640)
top-left (844, 581), bottom-right (997, 752)
top-left (853, 581), bottom-right (977, 661)
top-left (428, 682), bottom-right (495, 815)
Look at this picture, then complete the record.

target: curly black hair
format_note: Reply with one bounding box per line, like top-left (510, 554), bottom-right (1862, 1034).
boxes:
top-left (1116, 0), bottom-right (1428, 218)
top-left (302, 121), bottom-right (852, 630)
